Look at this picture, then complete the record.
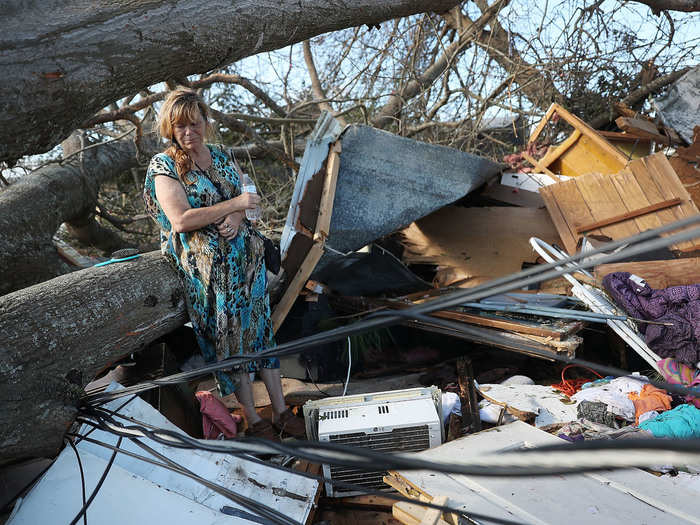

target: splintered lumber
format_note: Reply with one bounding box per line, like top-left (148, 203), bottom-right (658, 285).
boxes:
top-left (0, 252), bottom-right (188, 465)
top-left (615, 116), bottom-right (680, 146)
top-left (594, 258), bottom-right (700, 289)
top-left (540, 152), bottom-right (700, 253)
top-left (527, 103), bottom-right (628, 177)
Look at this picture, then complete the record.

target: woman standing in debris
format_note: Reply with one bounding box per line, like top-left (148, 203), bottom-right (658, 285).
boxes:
top-left (143, 87), bottom-right (305, 440)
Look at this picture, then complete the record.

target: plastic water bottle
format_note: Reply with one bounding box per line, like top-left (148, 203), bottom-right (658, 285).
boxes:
top-left (241, 173), bottom-right (261, 222)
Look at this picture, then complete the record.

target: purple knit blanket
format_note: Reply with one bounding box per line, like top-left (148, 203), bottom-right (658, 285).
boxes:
top-left (602, 272), bottom-right (700, 365)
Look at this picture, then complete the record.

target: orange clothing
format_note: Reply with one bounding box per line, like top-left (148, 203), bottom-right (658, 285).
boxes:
top-left (628, 384), bottom-right (672, 425)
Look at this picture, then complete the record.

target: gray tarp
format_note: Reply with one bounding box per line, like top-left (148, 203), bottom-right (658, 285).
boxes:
top-left (654, 65), bottom-right (700, 144)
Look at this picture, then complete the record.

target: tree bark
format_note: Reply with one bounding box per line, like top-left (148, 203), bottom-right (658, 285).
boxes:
top-left (0, 0), bottom-right (459, 164)
top-left (0, 133), bottom-right (155, 295)
top-left (0, 252), bottom-right (187, 465)
top-left (633, 0), bottom-right (700, 13)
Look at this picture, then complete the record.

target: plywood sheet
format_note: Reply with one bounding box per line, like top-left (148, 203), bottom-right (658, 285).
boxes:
top-left (399, 206), bottom-right (562, 288)
top-left (540, 152), bottom-right (700, 253)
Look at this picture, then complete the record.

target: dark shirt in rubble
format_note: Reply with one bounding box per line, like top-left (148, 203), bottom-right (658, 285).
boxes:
top-left (602, 272), bottom-right (700, 365)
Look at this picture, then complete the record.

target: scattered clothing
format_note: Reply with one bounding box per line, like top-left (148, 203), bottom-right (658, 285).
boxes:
top-left (628, 384), bottom-right (672, 425)
top-left (603, 272), bottom-right (700, 364)
top-left (571, 376), bottom-right (647, 421)
top-left (638, 410), bottom-right (659, 425)
top-left (557, 419), bottom-right (652, 442)
top-left (639, 404), bottom-right (700, 439)
top-left (195, 390), bottom-right (241, 439)
top-left (576, 400), bottom-right (618, 428)
top-left (657, 357), bottom-right (700, 408)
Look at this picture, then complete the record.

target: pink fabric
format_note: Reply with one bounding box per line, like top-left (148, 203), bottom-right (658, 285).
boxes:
top-left (657, 358), bottom-right (700, 409)
top-left (195, 390), bottom-right (241, 439)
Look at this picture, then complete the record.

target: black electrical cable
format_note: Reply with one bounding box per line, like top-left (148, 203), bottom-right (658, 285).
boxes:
top-left (73, 395), bottom-right (138, 446)
top-left (83, 218), bottom-right (700, 407)
top-left (73, 412), bottom-right (300, 525)
top-left (64, 439), bottom-right (87, 525)
top-left (67, 430), bottom-right (523, 525)
top-left (75, 408), bottom-right (700, 478)
top-left (69, 436), bottom-right (122, 525)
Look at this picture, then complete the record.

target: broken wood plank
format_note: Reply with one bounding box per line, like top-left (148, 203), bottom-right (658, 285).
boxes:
top-left (419, 496), bottom-right (449, 525)
top-left (393, 501), bottom-right (451, 525)
top-left (539, 184), bottom-right (579, 253)
top-left (594, 258), bottom-right (700, 289)
top-left (313, 140), bottom-right (342, 242)
top-left (456, 357), bottom-right (481, 435)
top-left (529, 104), bottom-right (558, 144)
top-left (271, 241), bottom-right (325, 332)
top-left (615, 116), bottom-right (675, 145)
top-left (574, 198), bottom-right (682, 233)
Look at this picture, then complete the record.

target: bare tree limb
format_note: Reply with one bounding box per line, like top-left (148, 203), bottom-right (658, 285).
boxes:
top-left (371, 0), bottom-right (509, 129)
top-left (209, 109), bottom-right (300, 171)
top-left (303, 40), bottom-right (347, 126)
top-left (588, 67), bottom-right (690, 129)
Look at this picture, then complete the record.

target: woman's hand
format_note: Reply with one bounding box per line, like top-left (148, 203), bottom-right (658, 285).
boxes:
top-left (216, 211), bottom-right (244, 240)
top-left (235, 192), bottom-right (261, 210)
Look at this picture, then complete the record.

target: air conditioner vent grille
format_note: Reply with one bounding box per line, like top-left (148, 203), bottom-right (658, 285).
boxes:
top-left (328, 425), bottom-right (431, 492)
top-left (321, 409), bottom-right (349, 420)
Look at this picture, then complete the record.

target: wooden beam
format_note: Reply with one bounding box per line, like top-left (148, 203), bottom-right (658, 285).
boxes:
top-left (615, 116), bottom-right (676, 145)
top-left (314, 140), bottom-right (342, 242)
top-left (271, 241), bottom-right (325, 332)
top-left (521, 151), bottom-right (560, 182)
top-left (274, 140), bottom-right (342, 331)
top-left (419, 496), bottom-right (449, 525)
top-left (575, 197), bottom-right (682, 233)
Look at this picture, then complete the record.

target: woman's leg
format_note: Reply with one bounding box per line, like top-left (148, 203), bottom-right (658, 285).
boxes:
top-left (259, 367), bottom-right (286, 422)
top-left (234, 371), bottom-right (262, 425)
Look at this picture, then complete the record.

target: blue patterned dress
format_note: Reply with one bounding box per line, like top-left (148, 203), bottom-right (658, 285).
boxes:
top-left (143, 144), bottom-right (278, 396)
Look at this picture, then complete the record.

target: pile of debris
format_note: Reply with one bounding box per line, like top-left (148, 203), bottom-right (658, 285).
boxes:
top-left (5, 67), bottom-right (700, 525)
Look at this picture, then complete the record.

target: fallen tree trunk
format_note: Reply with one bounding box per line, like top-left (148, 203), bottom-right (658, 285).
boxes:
top-left (0, 133), bottom-right (154, 295)
top-left (0, 0), bottom-right (459, 164)
top-left (0, 252), bottom-right (187, 465)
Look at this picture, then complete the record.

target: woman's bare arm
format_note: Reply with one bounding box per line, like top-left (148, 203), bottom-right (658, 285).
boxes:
top-left (155, 175), bottom-right (259, 233)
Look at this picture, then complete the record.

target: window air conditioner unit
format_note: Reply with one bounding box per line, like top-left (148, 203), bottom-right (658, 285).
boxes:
top-left (302, 386), bottom-right (443, 497)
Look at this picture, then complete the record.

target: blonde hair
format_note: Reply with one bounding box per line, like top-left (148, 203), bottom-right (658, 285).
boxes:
top-left (157, 87), bottom-right (216, 183)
